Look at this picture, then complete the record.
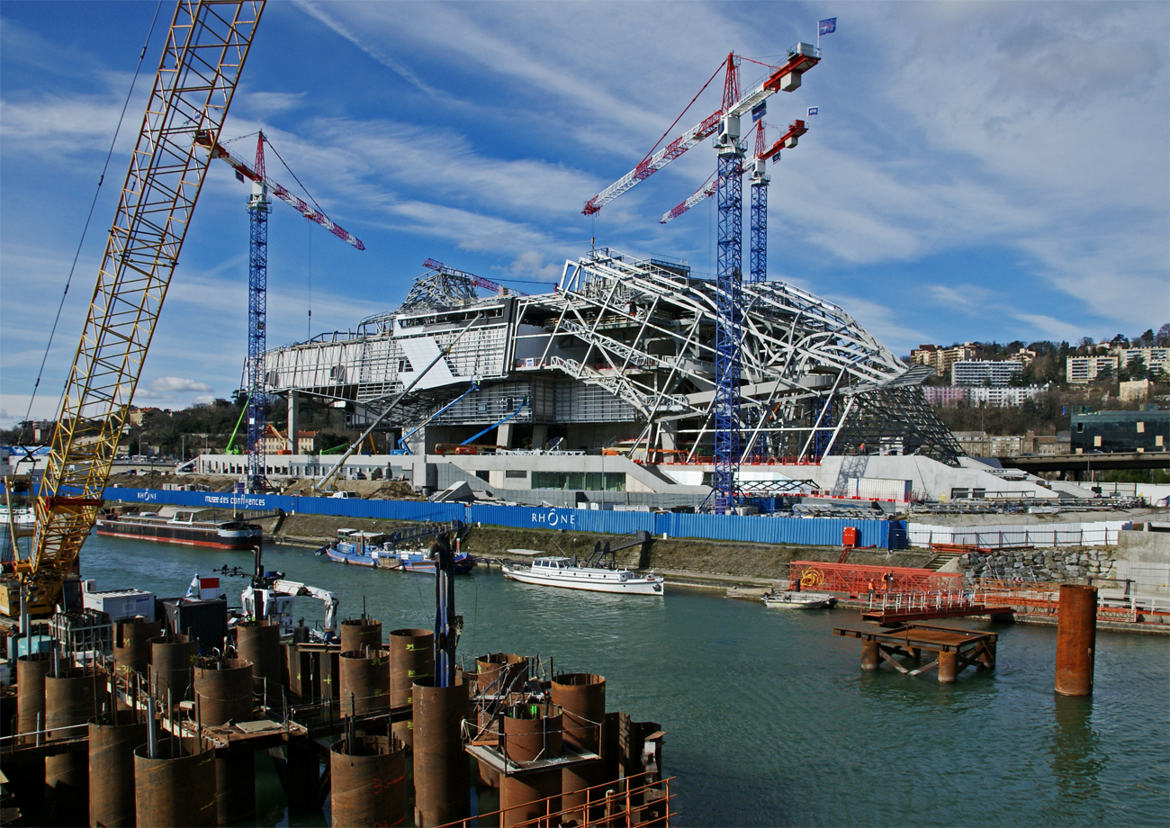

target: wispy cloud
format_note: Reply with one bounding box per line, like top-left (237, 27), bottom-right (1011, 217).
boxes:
top-left (144, 377), bottom-right (212, 394)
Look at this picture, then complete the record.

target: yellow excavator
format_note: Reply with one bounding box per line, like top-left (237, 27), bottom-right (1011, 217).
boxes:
top-left (1, 0), bottom-right (266, 618)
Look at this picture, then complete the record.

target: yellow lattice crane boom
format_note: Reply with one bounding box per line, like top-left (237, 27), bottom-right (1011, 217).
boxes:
top-left (3, 0), bottom-right (266, 617)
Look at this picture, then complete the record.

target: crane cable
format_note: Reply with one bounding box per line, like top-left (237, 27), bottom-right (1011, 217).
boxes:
top-left (18, 0), bottom-right (168, 447)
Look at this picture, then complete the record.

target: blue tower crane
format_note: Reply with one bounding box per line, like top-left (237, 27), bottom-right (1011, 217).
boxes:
top-left (579, 44), bottom-right (819, 513)
top-left (197, 131), bottom-right (366, 492)
top-left (712, 58), bottom-right (745, 514)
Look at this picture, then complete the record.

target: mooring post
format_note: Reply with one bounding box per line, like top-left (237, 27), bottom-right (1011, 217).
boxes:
top-left (860, 639), bottom-right (880, 671)
top-left (937, 649), bottom-right (958, 684)
top-left (1055, 584), bottom-right (1097, 696)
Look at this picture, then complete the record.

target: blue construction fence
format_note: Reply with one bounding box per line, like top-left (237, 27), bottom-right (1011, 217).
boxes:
top-left (103, 488), bottom-right (908, 549)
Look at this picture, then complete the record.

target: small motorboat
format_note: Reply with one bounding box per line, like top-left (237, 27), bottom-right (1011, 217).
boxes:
top-left (762, 590), bottom-right (836, 609)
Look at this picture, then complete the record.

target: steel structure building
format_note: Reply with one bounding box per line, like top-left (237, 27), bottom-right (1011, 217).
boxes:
top-left (261, 250), bottom-right (962, 466)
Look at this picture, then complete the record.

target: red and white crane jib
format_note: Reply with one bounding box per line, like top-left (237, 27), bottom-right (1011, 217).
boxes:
top-left (194, 131), bottom-right (366, 251)
top-left (660, 118), bottom-right (807, 224)
top-left (659, 173), bottom-right (719, 225)
top-left (582, 110), bottom-right (722, 216)
top-left (726, 43), bottom-right (819, 122)
top-left (582, 42), bottom-right (819, 217)
top-left (758, 119), bottom-right (808, 164)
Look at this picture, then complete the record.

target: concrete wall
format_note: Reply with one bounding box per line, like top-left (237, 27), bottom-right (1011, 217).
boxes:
top-left (1115, 528), bottom-right (1170, 563)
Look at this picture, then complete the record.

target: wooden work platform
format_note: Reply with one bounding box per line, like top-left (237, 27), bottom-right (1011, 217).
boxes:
top-left (834, 623), bottom-right (997, 683)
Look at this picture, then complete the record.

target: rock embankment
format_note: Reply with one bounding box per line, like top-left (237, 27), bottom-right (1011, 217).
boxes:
top-left (959, 547), bottom-right (1116, 585)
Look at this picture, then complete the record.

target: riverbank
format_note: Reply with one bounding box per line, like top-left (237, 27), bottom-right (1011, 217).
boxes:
top-left (250, 510), bottom-right (930, 582)
top-left (100, 501), bottom-right (1169, 634)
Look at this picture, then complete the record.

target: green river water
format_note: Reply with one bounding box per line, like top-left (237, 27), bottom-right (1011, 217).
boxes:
top-left (75, 533), bottom-right (1169, 827)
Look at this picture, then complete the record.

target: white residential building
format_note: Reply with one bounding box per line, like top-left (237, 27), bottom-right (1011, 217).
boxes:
top-left (1116, 347), bottom-right (1170, 377)
top-left (1066, 355), bottom-right (1119, 384)
top-left (951, 360), bottom-right (1023, 387)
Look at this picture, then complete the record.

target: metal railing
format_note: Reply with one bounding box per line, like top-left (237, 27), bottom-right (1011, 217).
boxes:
top-left (436, 770), bottom-right (674, 828)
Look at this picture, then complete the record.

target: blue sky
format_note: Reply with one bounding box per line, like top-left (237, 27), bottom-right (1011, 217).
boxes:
top-left (2, 1), bottom-right (1168, 426)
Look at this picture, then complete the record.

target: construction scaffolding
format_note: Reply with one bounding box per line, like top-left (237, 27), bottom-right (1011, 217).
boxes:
top-left (260, 250), bottom-right (962, 464)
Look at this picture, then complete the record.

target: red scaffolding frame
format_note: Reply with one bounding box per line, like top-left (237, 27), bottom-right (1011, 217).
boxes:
top-left (789, 561), bottom-right (962, 596)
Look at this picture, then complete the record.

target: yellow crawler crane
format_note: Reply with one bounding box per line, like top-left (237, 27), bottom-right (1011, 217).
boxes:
top-left (3, 0), bottom-right (266, 617)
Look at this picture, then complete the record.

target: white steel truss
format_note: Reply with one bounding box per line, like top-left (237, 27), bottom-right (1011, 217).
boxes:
top-left (262, 250), bottom-right (962, 464)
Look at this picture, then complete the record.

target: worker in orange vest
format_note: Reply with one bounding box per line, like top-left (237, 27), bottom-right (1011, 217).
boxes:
top-left (867, 578), bottom-right (876, 601)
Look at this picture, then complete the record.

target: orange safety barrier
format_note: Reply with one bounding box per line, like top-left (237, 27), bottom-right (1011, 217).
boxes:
top-left (972, 580), bottom-right (1170, 625)
top-left (790, 561), bottom-right (961, 596)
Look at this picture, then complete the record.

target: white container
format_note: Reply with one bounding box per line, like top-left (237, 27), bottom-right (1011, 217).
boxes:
top-left (82, 581), bottom-right (155, 621)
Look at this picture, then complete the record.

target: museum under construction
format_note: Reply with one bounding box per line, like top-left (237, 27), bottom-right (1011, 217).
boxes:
top-left (191, 250), bottom-right (1097, 510)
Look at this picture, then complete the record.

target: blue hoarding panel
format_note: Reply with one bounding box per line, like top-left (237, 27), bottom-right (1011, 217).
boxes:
top-left (101, 488), bottom-right (904, 549)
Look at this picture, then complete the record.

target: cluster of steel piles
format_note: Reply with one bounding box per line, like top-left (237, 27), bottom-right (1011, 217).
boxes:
top-left (1, 615), bottom-right (669, 826)
top-left (465, 654), bottom-right (668, 827)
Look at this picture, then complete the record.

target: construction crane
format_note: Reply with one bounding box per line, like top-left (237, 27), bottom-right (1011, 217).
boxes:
top-left (660, 118), bottom-right (806, 468)
top-left (712, 46), bottom-right (818, 513)
top-left (3, 0), bottom-right (265, 619)
top-left (581, 48), bottom-right (818, 218)
top-left (580, 44), bottom-right (819, 513)
top-left (658, 119), bottom-right (807, 236)
top-left (195, 131), bottom-right (365, 492)
top-left (422, 258), bottom-right (525, 297)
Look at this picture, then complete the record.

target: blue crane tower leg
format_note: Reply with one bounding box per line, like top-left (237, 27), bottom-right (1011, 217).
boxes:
top-left (246, 198), bottom-right (270, 492)
top-left (714, 150), bottom-right (743, 514)
top-left (746, 179), bottom-right (768, 461)
top-left (750, 180), bottom-right (767, 285)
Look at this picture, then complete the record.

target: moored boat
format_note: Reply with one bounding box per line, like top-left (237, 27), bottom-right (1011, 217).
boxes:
top-left (501, 555), bottom-right (664, 596)
top-left (390, 546), bottom-right (476, 574)
top-left (94, 508), bottom-right (261, 550)
top-left (761, 590), bottom-right (836, 609)
top-left (320, 530), bottom-right (475, 573)
top-left (321, 530), bottom-right (386, 566)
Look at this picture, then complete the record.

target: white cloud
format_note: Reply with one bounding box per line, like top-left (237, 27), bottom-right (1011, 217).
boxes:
top-left (144, 377), bottom-right (212, 394)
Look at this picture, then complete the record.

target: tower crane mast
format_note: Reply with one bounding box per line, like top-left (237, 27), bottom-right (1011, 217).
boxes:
top-left (196, 131), bottom-right (365, 491)
top-left (579, 42), bottom-right (819, 513)
top-left (4, 0), bottom-right (266, 618)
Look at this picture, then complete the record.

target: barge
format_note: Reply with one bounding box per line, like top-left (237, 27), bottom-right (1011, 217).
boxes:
top-left (94, 508), bottom-right (262, 550)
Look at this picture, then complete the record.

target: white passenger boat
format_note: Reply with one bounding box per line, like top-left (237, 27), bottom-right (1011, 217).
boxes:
top-left (761, 590), bottom-right (836, 609)
top-left (501, 556), bottom-right (665, 597)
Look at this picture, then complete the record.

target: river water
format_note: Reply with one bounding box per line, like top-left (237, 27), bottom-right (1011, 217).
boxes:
top-left (74, 533), bottom-right (1169, 827)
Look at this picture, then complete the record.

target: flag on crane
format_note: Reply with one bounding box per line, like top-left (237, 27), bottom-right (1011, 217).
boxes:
top-left (807, 106), bottom-right (820, 117)
top-left (819, 17), bottom-right (837, 35)
top-left (751, 102), bottom-right (767, 122)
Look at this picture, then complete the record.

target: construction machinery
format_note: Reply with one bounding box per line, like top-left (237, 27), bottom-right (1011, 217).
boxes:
top-left (241, 577), bottom-right (338, 638)
top-left (2, 0), bottom-right (266, 618)
top-left (582, 45), bottom-right (819, 512)
top-left (194, 131), bottom-right (365, 493)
